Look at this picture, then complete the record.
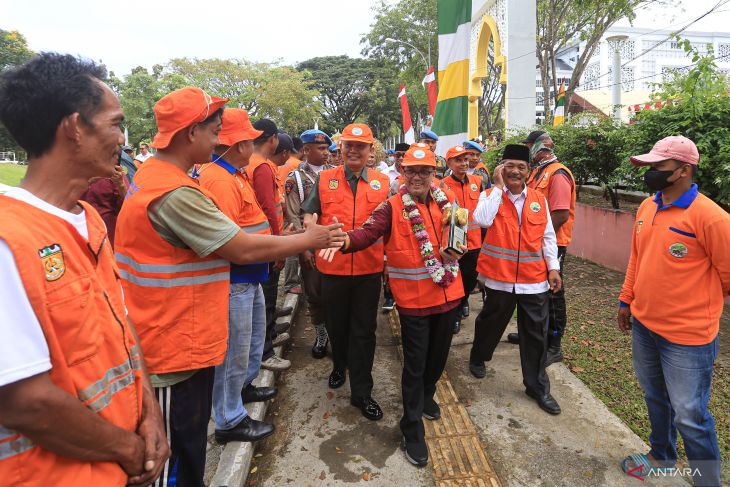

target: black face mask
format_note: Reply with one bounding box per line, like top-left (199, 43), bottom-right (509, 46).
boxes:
top-left (644, 167), bottom-right (676, 192)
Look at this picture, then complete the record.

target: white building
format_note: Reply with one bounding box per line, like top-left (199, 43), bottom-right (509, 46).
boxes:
top-left (535, 26), bottom-right (730, 123)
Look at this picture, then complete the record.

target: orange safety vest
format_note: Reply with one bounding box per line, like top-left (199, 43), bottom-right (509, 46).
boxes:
top-left (439, 173), bottom-right (483, 250)
top-left (0, 197), bottom-right (143, 487)
top-left (477, 187), bottom-right (549, 284)
top-left (316, 166), bottom-right (389, 275)
top-left (386, 194), bottom-right (465, 309)
top-left (246, 153), bottom-right (284, 233)
top-left (474, 162), bottom-right (490, 176)
top-left (115, 158), bottom-right (230, 374)
top-left (198, 160), bottom-right (272, 235)
top-left (528, 161), bottom-right (576, 247)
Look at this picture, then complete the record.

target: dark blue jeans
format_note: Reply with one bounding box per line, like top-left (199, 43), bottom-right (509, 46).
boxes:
top-left (632, 319), bottom-right (721, 486)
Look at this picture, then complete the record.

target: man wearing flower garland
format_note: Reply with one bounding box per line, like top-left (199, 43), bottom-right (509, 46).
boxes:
top-left (440, 145), bottom-right (485, 334)
top-left (470, 144), bottom-right (563, 415)
top-left (322, 143), bottom-right (467, 467)
top-left (302, 124), bottom-right (390, 421)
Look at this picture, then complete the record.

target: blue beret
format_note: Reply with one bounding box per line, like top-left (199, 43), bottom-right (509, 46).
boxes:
top-left (300, 129), bottom-right (333, 146)
top-left (419, 129), bottom-right (439, 141)
top-left (329, 143), bottom-right (338, 152)
top-left (462, 140), bottom-right (484, 153)
top-left (386, 149), bottom-right (395, 155)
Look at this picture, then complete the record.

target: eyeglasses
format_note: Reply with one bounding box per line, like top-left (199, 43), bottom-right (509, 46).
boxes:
top-left (403, 167), bottom-right (434, 177)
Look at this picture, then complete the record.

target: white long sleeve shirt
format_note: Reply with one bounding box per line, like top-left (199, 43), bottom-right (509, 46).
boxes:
top-left (473, 185), bottom-right (560, 294)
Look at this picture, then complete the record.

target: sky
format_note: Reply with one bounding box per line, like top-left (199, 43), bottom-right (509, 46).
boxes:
top-left (2, 0), bottom-right (728, 77)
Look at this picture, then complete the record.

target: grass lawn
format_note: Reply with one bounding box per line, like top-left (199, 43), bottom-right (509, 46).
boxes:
top-left (0, 164), bottom-right (27, 186)
top-left (563, 255), bottom-right (729, 482)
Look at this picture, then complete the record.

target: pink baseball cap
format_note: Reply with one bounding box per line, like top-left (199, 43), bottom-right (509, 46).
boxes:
top-left (630, 135), bottom-right (699, 166)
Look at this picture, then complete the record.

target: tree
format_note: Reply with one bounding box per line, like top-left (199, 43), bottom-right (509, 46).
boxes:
top-left (0, 29), bottom-right (33, 72)
top-left (297, 56), bottom-right (400, 137)
top-left (360, 0), bottom-right (437, 132)
top-left (536, 0), bottom-right (659, 120)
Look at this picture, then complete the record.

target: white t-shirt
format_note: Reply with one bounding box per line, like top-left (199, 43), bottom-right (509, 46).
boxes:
top-left (0, 188), bottom-right (88, 387)
top-left (134, 152), bottom-right (152, 164)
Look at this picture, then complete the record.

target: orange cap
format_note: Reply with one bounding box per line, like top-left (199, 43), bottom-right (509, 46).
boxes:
top-left (401, 143), bottom-right (436, 167)
top-left (445, 145), bottom-right (468, 161)
top-left (340, 123), bottom-right (374, 144)
top-left (218, 108), bottom-right (262, 146)
top-left (151, 87), bottom-right (228, 149)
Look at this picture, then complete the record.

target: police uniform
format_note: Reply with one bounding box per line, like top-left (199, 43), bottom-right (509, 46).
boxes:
top-left (285, 129), bottom-right (334, 359)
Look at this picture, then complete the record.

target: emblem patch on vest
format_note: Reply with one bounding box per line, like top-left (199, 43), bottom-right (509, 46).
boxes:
top-left (637, 220), bottom-right (643, 235)
top-left (470, 183), bottom-right (478, 192)
top-left (38, 244), bottom-right (65, 281)
top-left (669, 242), bottom-right (688, 258)
top-left (542, 173), bottom-right (549, 180)
top-left (529, 201), bottom-right (541, 213)
top-left (329, 179), bottom-right (339, 190)
top-left (370, 180), bottom-right (381, 191)
top-left (403, 209), bottom-right (409, 220)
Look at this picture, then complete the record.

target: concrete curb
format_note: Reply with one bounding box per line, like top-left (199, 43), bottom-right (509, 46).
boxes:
top-left (209, 291), bottom-right (301, 487)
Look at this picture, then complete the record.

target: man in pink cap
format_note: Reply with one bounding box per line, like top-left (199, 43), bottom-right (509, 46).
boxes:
top-left (617, 136), bottom-right (730, 485)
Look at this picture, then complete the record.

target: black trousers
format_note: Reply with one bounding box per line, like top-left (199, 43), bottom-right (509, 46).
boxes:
top-left (470, 288), bottom-right (550, 395)
top-left (261, 265), bottom-right (280, 360)
top-left (458, 249), bottom-right (480, 306)
top-left (301, 263), bottom-right (325, 326)
top-left (548, 246), bottom-right (568, 339)
top-left (399, 306), bottom-right (459, 443)
top-left (153, 367), bottom-right (215, 487)
top-left (321, 272), bottom-right (381, 398)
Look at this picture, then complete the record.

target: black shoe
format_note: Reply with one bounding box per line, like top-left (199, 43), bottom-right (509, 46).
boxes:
top-left (423, 398), bottom-right (441, 421)
top-left (241, 384), bottom-right (277, 403)
top-left (274, 306), bottom-right (293, 318)
top-left (461, 304), bottom-right (470, 318)
top-left (469, 361), bottom-right (486, 378)
top-left (453, 319), bottom-right (461, 335)
top-left (401, 437), bottom-right (428, 467)
top-left (328, 369), bottom-right (346, 389)
top-left (274, 321), bottom-right (291, 334)
top-left (311, 324), bottom-right (328, 359)
top-left (215, 416), bottom-right (275, 443)
top-left (507, 332), bottom-right (520, 344)
top-left (350, 396), bottom-right (383, 421)
top-left (382, 297), bottom-right (395, 311)
top-left (525, 390), bottom-right (562, 415)
top-left (545, 346), bottom-right (564, 366)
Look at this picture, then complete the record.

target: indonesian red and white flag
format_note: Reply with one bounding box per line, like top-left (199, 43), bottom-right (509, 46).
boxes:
top-left (422, 66), bottom-right (437, 118)
top-left (398, 84), bottom-right (415, 144)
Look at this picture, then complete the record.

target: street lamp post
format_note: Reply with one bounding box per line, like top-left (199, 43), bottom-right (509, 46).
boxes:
top-left (606, 34), bottom-right (629, 123)
top-left (384, 37), bottom-right (429, 69)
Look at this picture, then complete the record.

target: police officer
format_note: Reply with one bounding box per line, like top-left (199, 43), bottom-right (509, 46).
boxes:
top-left (470, 144), bottom-right (563, 416)
top-left (440, 146), bottom-right (485, 334)
top-left (285, 129), bottom-right (334, 359)
top-left (463, 140), bottom-right (491, 189)
top-left (302, 124), bottom-right (390, 421)
top-left (419, 129), bottom-right (447, 178)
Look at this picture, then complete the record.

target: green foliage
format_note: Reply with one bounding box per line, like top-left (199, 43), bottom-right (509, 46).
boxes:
top-left (360, 0), bottom-right (437, 129)
top-left (297, 56), bottom-right (400, 137)
top-left (0, 29), bottom-right (34, 72)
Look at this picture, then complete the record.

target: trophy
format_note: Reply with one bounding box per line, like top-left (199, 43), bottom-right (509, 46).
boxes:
top-left (446, 201), bottom-right (468, 255)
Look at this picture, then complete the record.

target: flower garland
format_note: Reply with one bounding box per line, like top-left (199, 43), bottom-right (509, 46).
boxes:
top-left (399, 183), bottom-right (460, 288)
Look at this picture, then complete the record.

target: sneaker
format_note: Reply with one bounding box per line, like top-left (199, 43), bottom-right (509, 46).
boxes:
top-left (382, 297), bottom-right (395, 311)
top-left (272, 332), bottom-right (290, 348)
top-left (261, 355), bottom-right (291, 371)
top-left (311, 323), bottom-right (328, 359)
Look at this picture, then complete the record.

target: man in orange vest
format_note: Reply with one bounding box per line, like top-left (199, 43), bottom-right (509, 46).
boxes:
top-left (0, 53), bottom-right (168, 487)
top-left (302, 123), bottom-right (390, 421)
top-left (115, 88), bottom-right (345, 487)
top-left (469, 144), bottom-right (563, 415)
top-left (322, 143), bottom-right (466, 467)
top-left (440, 146), bottom-right (486, 334)
top-left (247, 121), bottom-right (293, 372)
top-left (617, 137), bottom-right (729, 485)
top-left (197, 108), bottom-right (279, 444)
top-left (507, 132), bottom-right (575, 367)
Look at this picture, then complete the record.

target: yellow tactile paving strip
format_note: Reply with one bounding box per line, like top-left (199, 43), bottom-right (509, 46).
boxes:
top-left (388, 309), bottom-right (502, 487)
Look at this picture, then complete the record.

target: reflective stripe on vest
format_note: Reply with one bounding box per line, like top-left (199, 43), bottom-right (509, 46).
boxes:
top-left (0, 428), bottom-right (33, 460)
top-left (241, 221), bottom-right (270, 233)
top-left (386, 266), bottom-right (431, 281)
top-left (78, 346), bottom-right (142, 413)
top-left (480, 243), bottom-right (543, 262)
top-left (115, 252), bottom-right (230, 287)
